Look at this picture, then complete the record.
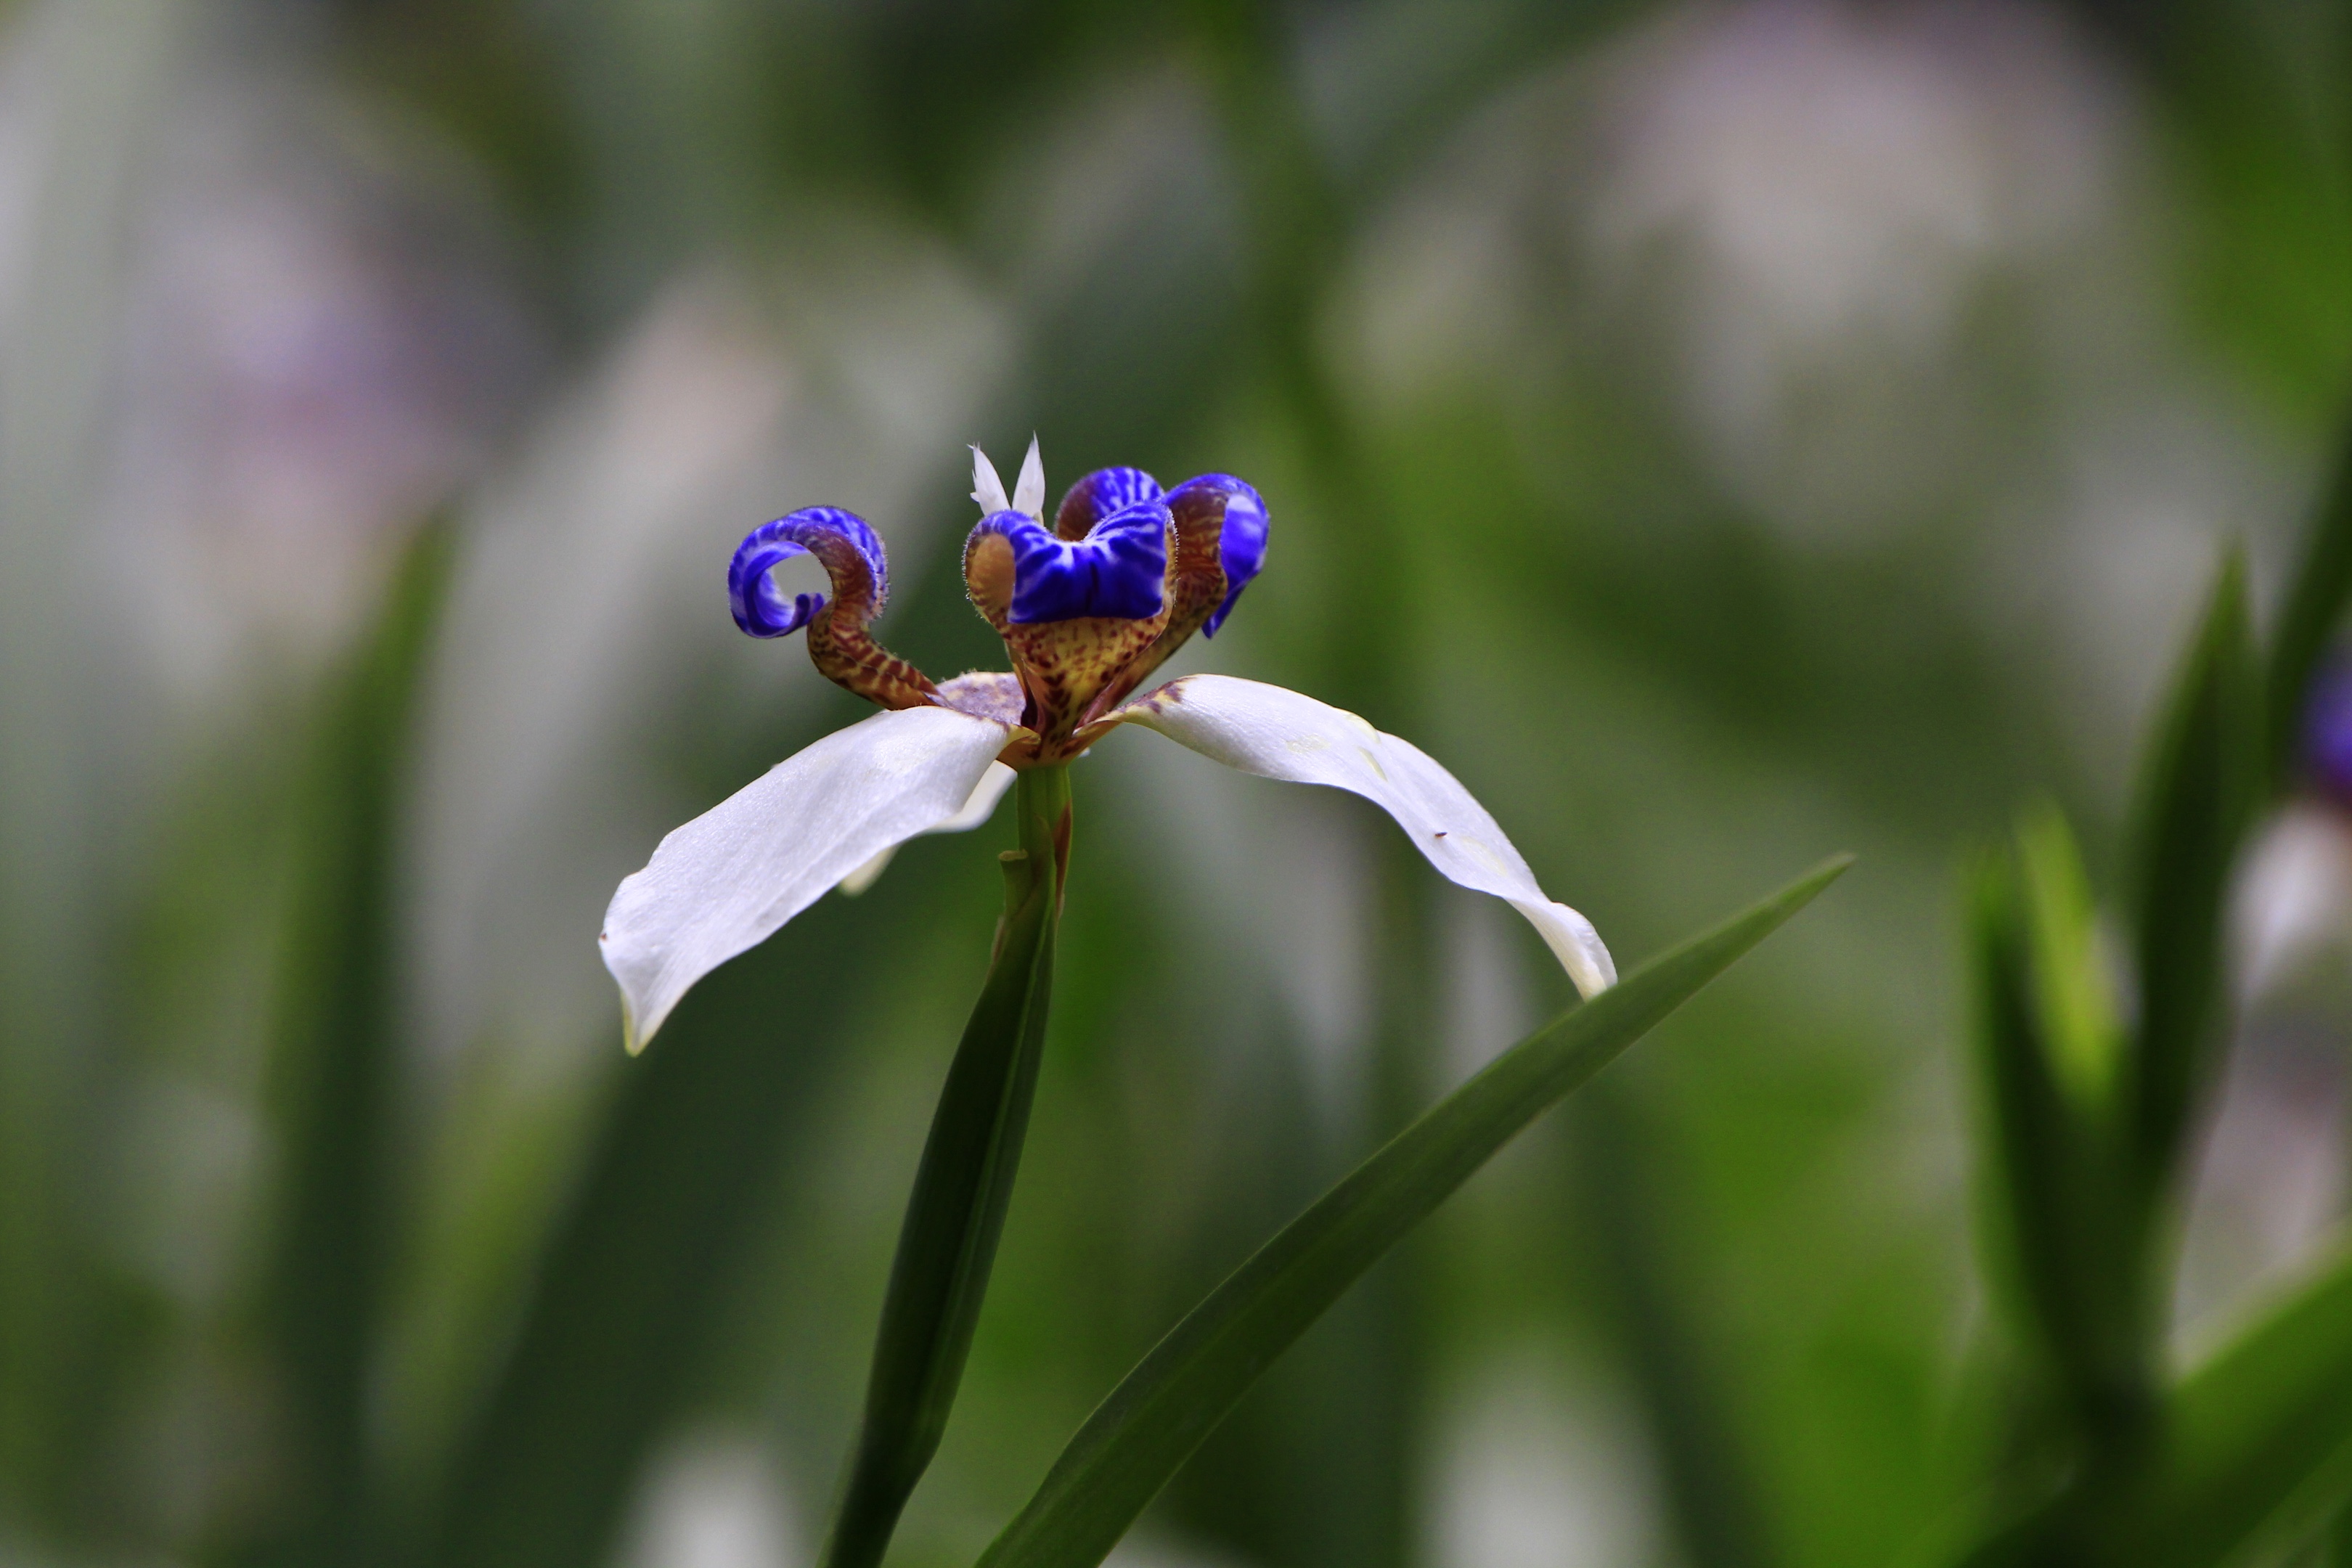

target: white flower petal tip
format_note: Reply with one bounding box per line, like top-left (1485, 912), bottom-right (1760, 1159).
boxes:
top-left (1508, 899), bottom-right (1616, 999)
top-left (971, 444), bottom-right (1012, 516)
top-left (600, 706), bottom-right (1012, 1052)
top-left (834, 761), bottom-right (1016, 897)
top-left (1012, 435), bottom-right (1045, 519)
top-left (1114, 674), bottom-right (1617, 999)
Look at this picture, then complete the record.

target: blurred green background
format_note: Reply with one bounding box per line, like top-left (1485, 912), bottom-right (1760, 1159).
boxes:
top-left (4, 1), bottom-right (2351, 1565)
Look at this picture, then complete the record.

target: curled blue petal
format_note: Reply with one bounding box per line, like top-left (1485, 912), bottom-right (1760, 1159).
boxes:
top-left (728, 507), bottom-right (889, 638)
top-left (730, 540), bottom-right (823, 637)
top-left (1166, 475), bottom-right (1269, 637)
top-left (971, 502), bottom-right (1168, 623)
top-left (1055, 467), bottom-right (1163, 539)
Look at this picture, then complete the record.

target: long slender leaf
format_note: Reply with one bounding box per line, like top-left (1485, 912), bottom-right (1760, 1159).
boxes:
top-left (2014, 807), bottom-right (2121, 1119)
top-left (2126, 552), bottom-right (2258, 1204)
top-left (1947, 553), bottom-right (2313, 1568)
top-left (975, 856), bottom-right (1853, 1568)
top-left (1967, 850), bottom-right (2087, 1394)
top-left (229, 520), bottom-right (454, 1568)
top-left (2264, 420), bottom-right (2352, 790)
top-left (1967, 820), bottom-right (2143, 1447)
top-left (415, 896), bottom-right (871, 1568)
top-left (417, 766), bottom-right (1069, 1568)
top-left (1956, 559), bottom-right (2260, 1567)
top-left (819, 765), bottom-right (1071, 1568)
top-left (2111, 1240), bottom-right (2352, 1568)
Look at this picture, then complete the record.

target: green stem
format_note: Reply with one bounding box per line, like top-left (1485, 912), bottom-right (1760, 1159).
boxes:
top-left (819, 765), bottom-right (1071, 1568)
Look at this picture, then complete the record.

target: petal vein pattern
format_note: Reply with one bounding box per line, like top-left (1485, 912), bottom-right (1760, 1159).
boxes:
top-left (600, 706), bottom-right (1012, 1051)
top-left (970, 505), bottom-right (1168, 624)
top-left (1115, 675), bottom-right (1617, 998)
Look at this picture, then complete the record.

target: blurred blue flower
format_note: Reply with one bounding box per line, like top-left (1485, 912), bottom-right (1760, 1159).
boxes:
top-left (2305, 651), bottom-right (2352, 807)
top-left (600, 441), bottom-right (1613, 1050)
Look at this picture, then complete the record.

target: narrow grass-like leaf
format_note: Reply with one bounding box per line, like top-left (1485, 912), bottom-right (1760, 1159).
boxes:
top-left (416, 890), bottom-right (883, 1568)
top-left (416, 770), bottom-right (1069, 1568)
top-left (2014, 806), bottom-right (2121, 1119)
top-left (1946, 555), bottom-right (2308, 1568)
top-left (819, 765), bottom-right (1071, 1568)
top-left (238, 519), bottom-right (455, 1567)
top-left (2111, 1240), bottom-right (2352, 1568)
top-left (1967, 852), bottom-right (2086, 1389)
top-left (1968, 820), bottom-right (2144, 1445)
top-left (2126, 552), bottom-right (2258, 1204)
top-left (975, 856), bottom-right (1852, 1568)
top-left (2264, 423), bottom-right (2352, 791)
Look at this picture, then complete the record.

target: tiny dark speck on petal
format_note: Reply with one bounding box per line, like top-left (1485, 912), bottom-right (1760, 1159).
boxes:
top-left (1433, 831), bottom-right (1447, 838)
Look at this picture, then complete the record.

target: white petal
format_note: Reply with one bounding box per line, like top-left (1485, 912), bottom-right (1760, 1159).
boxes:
top-left (2235, 803), bottom-right (2352, 1000)
top-left (1012, 434), bottom-right (1045, 519)
top-left (835, 761), bottom-right (1016, 897)
top-left (835, 844), bottom-right (901, 899)
top-left (937, 759), bottom-right (1018, 831)
top-left (971, 444), bottom-right (1012, 515)
top-left (1114, 675), bottom-right (1617, 998)
top-left (601, 706), bottom-right (1011, 1051)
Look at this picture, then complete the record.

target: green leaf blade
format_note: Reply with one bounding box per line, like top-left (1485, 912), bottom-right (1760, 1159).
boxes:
top-left (1967, 815), bottom-right (2146, 1446)
top-left (418, 768), bottom-right (1071, 1568)
top-left (976, 856), bottom-right (1853, 1568)
top-left (238, 518), bottom-right (455, 1567)
top-left (2127, 554), bottom-right (2259, 1204)
top-left (414, 949), bottom-right (847, 1568)
top-left (820, 764), bottom-right (1071, 1568)
top-left (1967, 846), bottom-right (2081, 1379)
top-left (2117, 1243), bottom-right (2352, 1568)
top-left (2014, 804), bottom-right (2122, 1117)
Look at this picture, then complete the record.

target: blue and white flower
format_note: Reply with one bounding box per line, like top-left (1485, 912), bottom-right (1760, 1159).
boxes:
top-left (600, 441), bottom-right (1615, 1050)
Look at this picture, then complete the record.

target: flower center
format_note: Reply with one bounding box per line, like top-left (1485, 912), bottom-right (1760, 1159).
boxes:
top-left (963, 492), bottom-right (1169, 757)
top-left (726, 446), bottom-right (1270, 767)
top-left (962, 461), bottom-right (1270, 763)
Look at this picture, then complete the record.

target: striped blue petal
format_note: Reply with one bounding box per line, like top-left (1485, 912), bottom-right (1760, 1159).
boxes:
top-left (727, 507), bottom-right (889, 638)
top-left (970, 501), bottom-right (1169, 624)
top-left (1164, 475), bottom-right (1268, 637)
top-left (1054, 467), bottom-right (1163, 539)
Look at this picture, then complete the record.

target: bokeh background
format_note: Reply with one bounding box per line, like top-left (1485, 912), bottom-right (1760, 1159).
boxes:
top-left (4, 1), bottom-right (2351, 1565)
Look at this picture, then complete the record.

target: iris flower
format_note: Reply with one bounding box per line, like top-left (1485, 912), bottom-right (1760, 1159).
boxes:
top-left (600, 441), bottom-right (1615, 1050)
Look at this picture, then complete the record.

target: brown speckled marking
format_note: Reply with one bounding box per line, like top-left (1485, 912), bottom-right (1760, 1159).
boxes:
top-left (1067, 672), bottom-right (1185, 754)
top-left (933, 671), bottom-right (1025, 725)
top-left (799, 528), bottom-right (936, 710)
top-left (961, 488), bottom-right (1256, 764)
top-left (1004, 608), bottom-right (1169, 759)
top-left (965, 525), bottom-right (1175, 761)
top-left (934, 671), bottom-right (1039, 765)
top-left (1085, 486), bottom-right (1232, 716)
